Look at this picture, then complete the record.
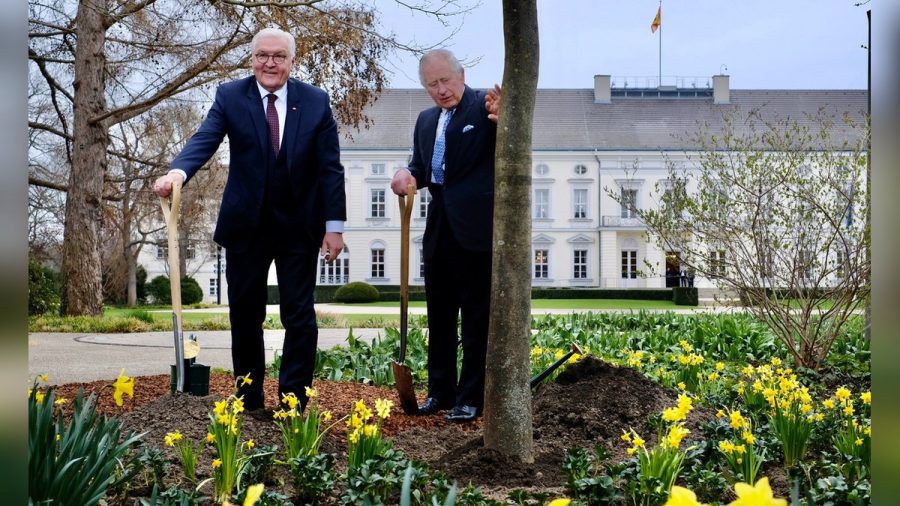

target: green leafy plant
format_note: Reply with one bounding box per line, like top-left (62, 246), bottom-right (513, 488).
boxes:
top-left (164, 430), bottom-right (202, 482)
top-left (202, 375), bottom-right (258, 502)
top-left (28, 385), bottom-right (144, 505)
top-left (288, 453), bottom-right (336, 503)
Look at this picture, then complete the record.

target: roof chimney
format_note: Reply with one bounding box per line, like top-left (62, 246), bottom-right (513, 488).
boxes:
top-left (713, 74), bottom-right (730, 104)
top-left (593, 74), bottom-right (611, 104)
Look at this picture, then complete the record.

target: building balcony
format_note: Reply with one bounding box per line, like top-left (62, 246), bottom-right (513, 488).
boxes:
top-left (601, 215), bottom-right (646, 228)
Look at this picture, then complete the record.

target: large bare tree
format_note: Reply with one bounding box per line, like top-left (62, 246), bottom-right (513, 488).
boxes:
top-left (28, 0), bottom-right (470, 314)
top-left (625, 109), bottom-right (869, 371)
top-left (482, 0), bottom-right (539, 462)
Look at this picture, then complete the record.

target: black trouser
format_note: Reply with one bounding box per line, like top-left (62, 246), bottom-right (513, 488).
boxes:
top-left (423, 211), bottom-right (492, 409)
top-left (225, 240), bottom-right (318, 410)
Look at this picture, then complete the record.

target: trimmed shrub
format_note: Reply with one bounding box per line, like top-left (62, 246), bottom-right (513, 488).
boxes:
top-left (531, 288), bottom-right (673, 300)
top-left (673, 287), bottom-right (699, 306)
top-left (28, 259), bottom-right (61, 315)
top-left (147, 276), bottom-right (171, 304)
top-left (180, 276), bottom-right (203, 305)
top-left (334, 282), bottom-right (380, 303)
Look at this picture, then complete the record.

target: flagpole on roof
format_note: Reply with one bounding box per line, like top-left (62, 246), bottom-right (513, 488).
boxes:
top-left (658, 0), bottom-right (662, 88)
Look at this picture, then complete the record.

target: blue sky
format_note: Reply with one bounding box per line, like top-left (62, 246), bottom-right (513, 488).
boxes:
top-left (377, 0), bottom-right (869, 90)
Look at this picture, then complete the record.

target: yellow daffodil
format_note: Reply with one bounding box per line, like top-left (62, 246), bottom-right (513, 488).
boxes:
top-left (241, 374), bottom-right (252, 386)
top-left (55, 434), bottom-right (61, 442)
top-left (835, 386), bottom-right (851, 401)
top-left (716, 410), bottom-right (725, 419)
top-left (719, 440), bottom-right (735, 454)
top-left (708, 372), bottom-right (720, 381)
top-left (864, 426), bottom-right (871, 437)
top-left (548, 499), bottom-right (571, 506)
top-left (246, 439), bottom-right (255, 450)
top-left (305, 386), bottom-right (318, 399)
top-left (621, 432), bottom-right (632, 442)
top-left (207, 432), bottom-right (215, 443)
top-left (855, 438), bottom-right (863, 446)
top-left (677, 382), bottom-right (686, 391)
top-left (348, 429), bottom-right (360, 444)
top-left (730, 410), bottom-right (748, 430)
top-left (823, 398), bottom-right (835, 409)
top-left (375, 398), bottom-right (393, 419)
top-left (112, 369), bottom-right (134, 407)
top-left (54, 397), bottom-right (67, 406)
top-left (215, 399), bottom-right (228, 417)
top-left (164, 431), bottom-right (183, 447)
top-left (666, 486), bottom-right (705, 506)
top-left (770, 357), bottom-right (782, 367)
top-left (233, 397), bottom-right (245, 414)
top-left (742, 431), bottom-right (756, 445)
top-left (212, 458), bottom-right (222, 469)
top-left (665, 425), bottom-right (690, 449)
top-left (282, 392), bottom-right (299, 410)
top-left (363, 424), bottom-right (379, 437)
top-left (728, 477), bottom-right (787, 506)
top-left (844, 404), bottom-right (854, 416)
top-left (632, 435), bottom-right (645, 448)
top-left (243, 483), bottom-right (264, 506)
top-left (716, 362), bottom-right (725, 371)
top-left (861, 391), bottom-right (871, 405)
top-left (323, 410), bottom-right (333, 422)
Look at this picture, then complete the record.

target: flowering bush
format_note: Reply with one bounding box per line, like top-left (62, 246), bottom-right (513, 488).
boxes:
top-left (204, 375), bottom-right (257, 502)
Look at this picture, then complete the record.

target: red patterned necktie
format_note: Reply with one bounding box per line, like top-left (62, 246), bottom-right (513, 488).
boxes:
top-left (265, 93), bottom-right (279, 156)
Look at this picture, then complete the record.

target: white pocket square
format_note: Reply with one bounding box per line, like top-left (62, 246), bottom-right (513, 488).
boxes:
top-left (462, 124), bottom-right (474, 133)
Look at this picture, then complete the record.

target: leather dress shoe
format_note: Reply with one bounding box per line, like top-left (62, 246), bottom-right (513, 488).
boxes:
top-left (445, 405), bottom-right (479, 423)
top-left (417, 397), bottom-right (454, 416)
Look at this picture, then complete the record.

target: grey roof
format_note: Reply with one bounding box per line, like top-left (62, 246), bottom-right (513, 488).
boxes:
top-left (337, 88), bottom-right (868, 151)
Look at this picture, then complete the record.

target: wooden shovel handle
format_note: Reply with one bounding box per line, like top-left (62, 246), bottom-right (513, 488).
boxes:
top-left (158, 179), bottom-right (183, 323)
top-left (397, 184), bottom-right (416, 362)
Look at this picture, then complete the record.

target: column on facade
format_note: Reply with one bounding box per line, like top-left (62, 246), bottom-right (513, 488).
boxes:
top-left (599, 230), bottom-right (619, 288)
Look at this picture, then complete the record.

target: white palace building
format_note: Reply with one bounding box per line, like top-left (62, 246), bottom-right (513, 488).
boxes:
top-left (139, 75), bottom-right (867, 304)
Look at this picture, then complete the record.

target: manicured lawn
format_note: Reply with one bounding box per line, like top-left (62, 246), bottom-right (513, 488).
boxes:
top-left (104, 307), bottom-right (229, 324)
top-left (333, 298), bottom-right (689, 310)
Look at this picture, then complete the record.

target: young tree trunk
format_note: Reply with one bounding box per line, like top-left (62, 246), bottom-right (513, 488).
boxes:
top-left (483, 0), bottom-right (539, 463)
top-left (60, 0), bottom-right (108, 315)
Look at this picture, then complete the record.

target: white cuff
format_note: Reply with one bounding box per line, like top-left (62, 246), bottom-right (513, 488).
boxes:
top-left (325, 221), bottom-right (344, 233)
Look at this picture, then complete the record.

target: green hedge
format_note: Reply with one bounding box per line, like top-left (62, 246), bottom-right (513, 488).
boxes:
top-left (147, 275), bottom-right (204, 305)
top-left (531, 287), bottom-right (673, 300)
top-left (672, 287), bottom-right (699, 306)
top-left (268, 284), bottom-right (672, 304)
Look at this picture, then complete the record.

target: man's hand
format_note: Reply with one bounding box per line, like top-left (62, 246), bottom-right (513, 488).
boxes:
top-left (485, 84), bottom-right (501, 123)
top-left (321, 232), bottom-right (344, 264)
top-left (390, 169), bottom-right (417, 196)
top-left (153, 172), bottom-right (185, 198)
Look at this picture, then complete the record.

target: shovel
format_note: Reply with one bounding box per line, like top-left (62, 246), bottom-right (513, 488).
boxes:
top-left (159, 178), bottom-right (186, 393)
top-left (530, 342), bottom-right (584, 389)
top-left (392, 183), bottom-right (419, 414)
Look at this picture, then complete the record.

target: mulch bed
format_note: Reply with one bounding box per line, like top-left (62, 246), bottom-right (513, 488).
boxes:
top-left (50, 356), bottom-right (718, 501)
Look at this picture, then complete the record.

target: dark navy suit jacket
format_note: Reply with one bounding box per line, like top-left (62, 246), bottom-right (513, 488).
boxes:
top-left (171, 76), bottom-right (346, 250)
top-left (408, 85), bottom-right (497, 254)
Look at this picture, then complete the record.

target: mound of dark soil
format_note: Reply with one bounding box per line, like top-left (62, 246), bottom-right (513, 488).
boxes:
top-left (394, 356), bottom-right (715, 493)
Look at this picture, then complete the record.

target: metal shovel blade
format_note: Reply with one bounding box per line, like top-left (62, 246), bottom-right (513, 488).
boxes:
top-left (394, 183), bottom-right (419, 414)
top-left (392, 361), bottom-right (418, 414)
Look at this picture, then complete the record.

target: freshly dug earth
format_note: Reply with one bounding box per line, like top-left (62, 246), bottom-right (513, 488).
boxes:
top-left (53, 356), bottom-right (715, 501)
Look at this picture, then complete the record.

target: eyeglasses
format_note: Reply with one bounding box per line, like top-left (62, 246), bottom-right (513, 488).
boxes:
top-left (255, 53), bottom-right (288, 65)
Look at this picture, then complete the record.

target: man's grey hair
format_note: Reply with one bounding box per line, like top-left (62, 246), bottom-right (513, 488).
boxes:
top-left (252, 27), bottom-right (296, 59)
top-left (418, 49), bottom-right (463, 86)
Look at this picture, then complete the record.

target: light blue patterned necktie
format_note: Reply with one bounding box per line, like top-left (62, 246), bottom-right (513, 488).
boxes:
top-left (431, 109), bottom-right (454, 185)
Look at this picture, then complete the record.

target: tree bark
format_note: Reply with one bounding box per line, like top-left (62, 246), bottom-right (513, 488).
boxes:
top-left (483, 0), bottom-right (539, 463)
top-left (60, 0), bottom-right (109, 315)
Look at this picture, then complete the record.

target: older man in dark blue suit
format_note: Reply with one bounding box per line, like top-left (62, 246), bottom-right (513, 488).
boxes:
top-left (391, 49), bottom-right (500, 422)
top-left (153, 28), bottom-right (345, 413)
